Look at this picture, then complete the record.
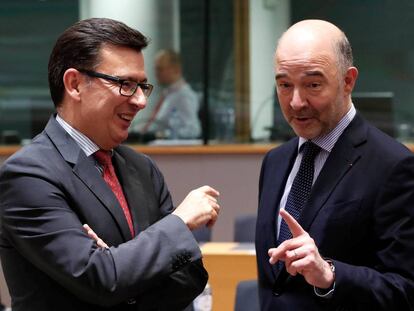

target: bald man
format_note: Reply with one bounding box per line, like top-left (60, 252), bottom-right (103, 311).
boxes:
top-left (256, 19), bottom-right (414, 310)
top-left (141, 49), bottom-right (201, 139)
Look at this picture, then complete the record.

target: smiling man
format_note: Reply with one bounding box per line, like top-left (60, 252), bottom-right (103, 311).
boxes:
top-left (256, 19), bottom-right (414, 310)
top-left (0, 18), bottom-right (220, 311)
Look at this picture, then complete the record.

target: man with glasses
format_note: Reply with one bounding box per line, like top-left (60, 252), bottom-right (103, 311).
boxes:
top-left (77, 69), bottom-right (154, 99)
top-left (0, 18), bottom-right (219, 311)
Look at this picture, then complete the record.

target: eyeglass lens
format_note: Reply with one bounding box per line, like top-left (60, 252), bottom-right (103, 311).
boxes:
top-left (120, 81), bottom-right (152, 97)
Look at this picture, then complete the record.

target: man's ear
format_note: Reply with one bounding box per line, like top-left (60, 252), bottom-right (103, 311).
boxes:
top-left (343, 67), bottom-right (358, 96)
top-left (63, 68), bottom-right (83, 101)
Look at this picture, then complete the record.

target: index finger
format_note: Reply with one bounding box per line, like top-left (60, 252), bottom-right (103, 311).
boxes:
top-left (280, 209), bottom-right (306, 237)
top-left (199, 185), bottom-right (220, 198)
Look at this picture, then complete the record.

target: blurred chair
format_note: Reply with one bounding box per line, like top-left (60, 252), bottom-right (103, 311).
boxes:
top-left (233, 214), bottom-right (257, 242)
top-left (234, 279), bottom-right (259, 311)
top-left (192, 226), bottom-right (212, 243)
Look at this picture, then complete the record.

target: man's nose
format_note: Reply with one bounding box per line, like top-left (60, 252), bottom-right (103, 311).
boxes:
top-left (129, 87), bottom-right (147, 109)
top-left (290, 88), bottom-right (307, 110)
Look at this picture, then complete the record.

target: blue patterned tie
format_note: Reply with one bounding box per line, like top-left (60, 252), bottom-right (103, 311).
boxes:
top-left (278, 141), bottom-right (321, 245)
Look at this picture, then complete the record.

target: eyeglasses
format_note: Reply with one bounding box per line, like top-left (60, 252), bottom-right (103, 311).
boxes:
top-left (78, 69), bottom-right (154, 98)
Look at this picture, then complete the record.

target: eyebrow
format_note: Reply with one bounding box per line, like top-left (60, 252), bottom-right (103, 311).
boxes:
top-left (275, 70), bottom-right (325, 80)
top-left (303, 70), bottom-right (324, 77)
top-left (118, 74), bottom-right (148, 83)
top-left (275, 73), bottom-right (287, 80)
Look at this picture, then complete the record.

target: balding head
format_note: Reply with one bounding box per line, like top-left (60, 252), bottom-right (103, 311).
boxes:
top-left (273, 19), bottom-right (358, 139)
top-left (154, 49), bottom-right (183, 86)
top-left (276, 20), bottom-right (353, 75)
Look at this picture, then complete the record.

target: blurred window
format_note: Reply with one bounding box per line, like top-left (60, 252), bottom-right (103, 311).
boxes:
top-left (1, 0), bottom-right (414, 145)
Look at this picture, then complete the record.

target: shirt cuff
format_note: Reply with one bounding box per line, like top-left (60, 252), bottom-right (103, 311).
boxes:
top-left (314, 281), bottom-right (335, 298)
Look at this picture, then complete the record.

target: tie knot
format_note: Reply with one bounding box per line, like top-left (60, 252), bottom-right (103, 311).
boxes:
top-left (301, 141), bottom-right (321, 161)
top-left (94, 150), bottom-right (112, 167)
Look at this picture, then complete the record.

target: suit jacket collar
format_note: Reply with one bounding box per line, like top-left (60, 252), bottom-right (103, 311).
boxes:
top-left (270, 137), bottom-right (299, 236)
top-left (299, 113), bottom-right (367, 232)
top-left (112, 151), bottom-right (152, 235)
top-left (44, 116), bottom-right (133, 241)
top-left (44, 115), bottom-right (82, 165)
top-left (265, 138), bottom-right (299, 280)
top-left (261, 138), bottom-right (298, 256)
top-left (272, 114), bottom-right (367, 284)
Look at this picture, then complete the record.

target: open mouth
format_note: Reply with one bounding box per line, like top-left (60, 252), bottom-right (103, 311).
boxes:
top-left (296, 116), bottom-right (312, 122)
top-left (119, 114), bottom-right (134, 122)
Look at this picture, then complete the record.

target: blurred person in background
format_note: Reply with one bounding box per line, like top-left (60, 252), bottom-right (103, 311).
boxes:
top-left (140, 49), bottom-right (201, 140)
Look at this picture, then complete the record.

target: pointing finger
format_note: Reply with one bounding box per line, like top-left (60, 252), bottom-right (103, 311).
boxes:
top-left (280, 209), bottom-right (306, 237)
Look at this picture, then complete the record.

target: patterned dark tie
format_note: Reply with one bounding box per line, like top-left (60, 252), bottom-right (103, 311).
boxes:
top-left (94, 150), bottom-right (135, 238)
top-left (278, 141), bottom-right (321, 244)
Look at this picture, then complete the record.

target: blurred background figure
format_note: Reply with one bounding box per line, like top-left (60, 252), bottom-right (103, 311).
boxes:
top-left (140, 49), bottom-right (201, 140)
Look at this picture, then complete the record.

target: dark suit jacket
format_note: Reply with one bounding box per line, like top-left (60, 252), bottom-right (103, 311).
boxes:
top-left (256, 114), bottom-right (414, 310)
top-left (0, 116), bottom-right (208, 311)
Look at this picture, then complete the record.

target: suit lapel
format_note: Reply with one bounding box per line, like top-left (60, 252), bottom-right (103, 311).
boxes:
top-left (113, 150), bottom-right (151, 236)
top-left (273, 114), bottom-right (367, 286)
top-left (264, 139), bottom-right (299, 279)
top-left (73, 154), bottom-right (132, 241)
top-left (45, 116), bottom-right (131, 241)
top-left (269, 140), bottom-right (299, 244)
top-left (299, 114), bottom-right (367, 232)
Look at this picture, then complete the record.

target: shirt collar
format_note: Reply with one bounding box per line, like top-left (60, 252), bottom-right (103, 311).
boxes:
top-left (55, 114), bottom-right (100, 157)
top-left (298, 104), bottom-right (356, 153)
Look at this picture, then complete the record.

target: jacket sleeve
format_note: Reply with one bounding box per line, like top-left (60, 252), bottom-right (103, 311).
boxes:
top-left (331, 156), bottom-right (414, 310)
top-left (135, 154), bottom-right (208, 310)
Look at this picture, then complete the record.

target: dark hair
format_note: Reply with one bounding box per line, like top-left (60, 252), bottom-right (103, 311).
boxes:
top-left (48, 18), bottom-right (149, 107)
top-left (334, 32), bottom-right (353, 74)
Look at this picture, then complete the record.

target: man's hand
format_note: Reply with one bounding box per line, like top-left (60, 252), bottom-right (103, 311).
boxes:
top-left (268, 209), bottom-right (334, 289)
top-left (173, 185), bottom-right (220, 230)
top-left (83, 224), bottom-right (109, 249)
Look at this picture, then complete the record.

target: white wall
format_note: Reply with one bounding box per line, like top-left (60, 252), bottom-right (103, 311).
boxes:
top-left (249, 0), bottom-right (290, 140)
top-left (150, 152), bottom-right (264, 241)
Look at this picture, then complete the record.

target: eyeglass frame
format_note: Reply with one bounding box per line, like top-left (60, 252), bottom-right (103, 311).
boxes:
top-left (77, 69), bottom-right (154, 98)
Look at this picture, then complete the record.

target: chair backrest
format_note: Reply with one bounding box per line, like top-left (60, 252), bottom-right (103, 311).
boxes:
top-left (192, 226), bottom-right (212, 243)
top-left (234, 279), bottom-right (260, 311)
top-left (233, 214), bottom-right (257, 242)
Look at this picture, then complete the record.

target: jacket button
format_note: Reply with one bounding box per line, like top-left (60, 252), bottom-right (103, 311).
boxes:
top-left (126, 298), bottom-right (136, 304)
top-left (272, 279), bottom-right (284, 296)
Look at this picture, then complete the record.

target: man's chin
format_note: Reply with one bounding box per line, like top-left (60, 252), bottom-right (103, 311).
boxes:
top-left (110, 134), bottom-right (129, 148)
top-left (292, 127), bottom-right (320, 140)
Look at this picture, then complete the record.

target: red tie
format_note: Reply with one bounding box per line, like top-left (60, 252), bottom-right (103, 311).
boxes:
top-left (94, 150), bottom-right (135, 237)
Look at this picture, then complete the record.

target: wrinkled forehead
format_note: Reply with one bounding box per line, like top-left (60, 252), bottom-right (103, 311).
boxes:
top-left (275, 50), bottom-right (337, 77)
top-left (275, 38), bottom-right (338, 75)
